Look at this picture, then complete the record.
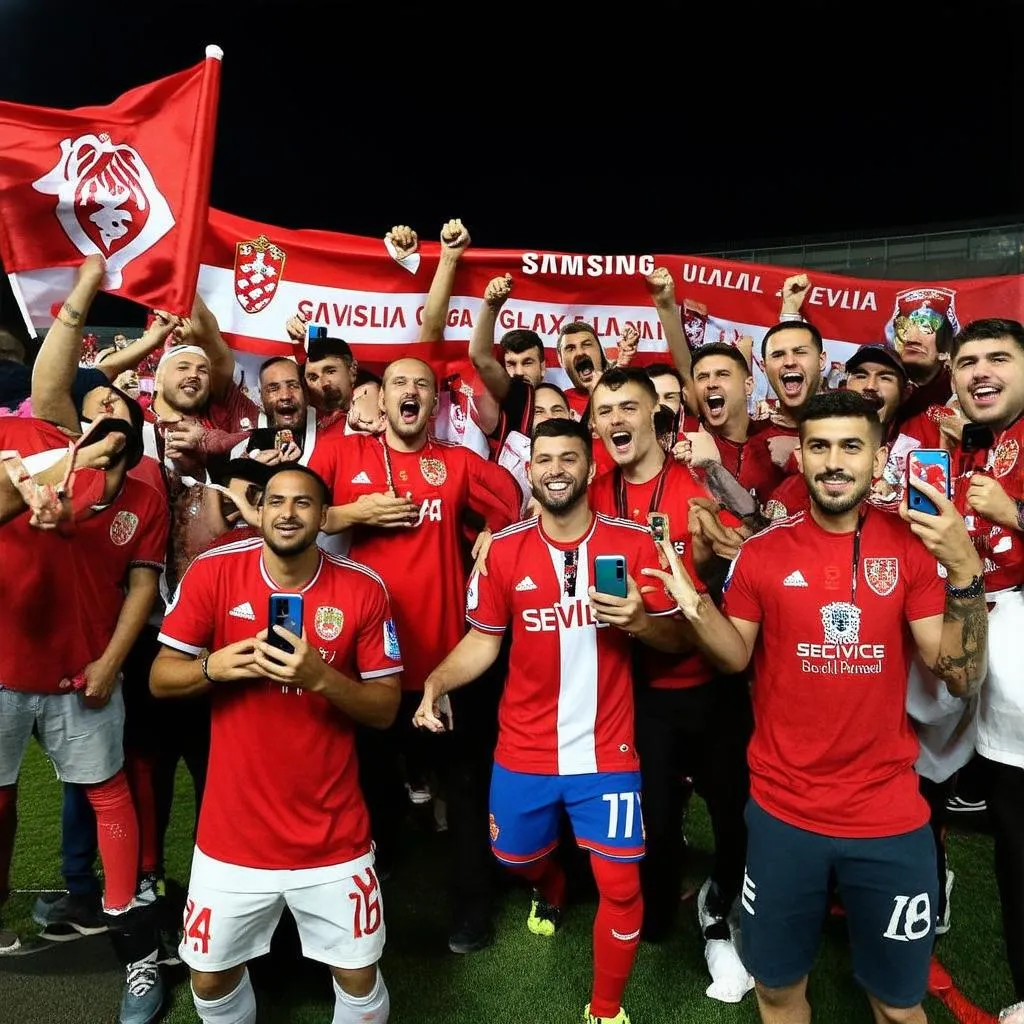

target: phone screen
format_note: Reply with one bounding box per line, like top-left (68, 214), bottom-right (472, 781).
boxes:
top-left (648, 513), bottom-right (669, 544)
top-left (907, 451), bottom-right (951, 516)
top-left (268, 594), bottom-right (303, 653)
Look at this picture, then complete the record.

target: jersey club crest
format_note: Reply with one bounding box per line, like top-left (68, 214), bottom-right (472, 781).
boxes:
top-left (109, 510), bottom-right (139, 546)
top-left (864, 557), bottom-right (899, 597)
top-left (234, 235), bottom-right (286, 314)
top-left (314, 605), bottom-right (344, 641)
top-left (32, 133), bottom-right (175, 289)
top-left (992, 438), bottom-right (1019, 478)
top-left (420, 456), bottom-right (447, 487)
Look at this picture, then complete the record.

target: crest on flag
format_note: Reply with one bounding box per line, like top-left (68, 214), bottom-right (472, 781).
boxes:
top-left (32, 133), bottom-right (175, 287)
top-left (234, 235), bottom-right (286, 314)
top-left (314, 605), bottom-right (343, 641)
top-left (110, 510), bottom-right (139, 546)
top-left (864, 557), bottom-right (899, 597)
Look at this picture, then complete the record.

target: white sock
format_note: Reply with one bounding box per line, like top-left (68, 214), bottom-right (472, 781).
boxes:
top-left (332, 968), bottom-right (389, 1023)
top-left (192, 968), bottom-right (257, 1024)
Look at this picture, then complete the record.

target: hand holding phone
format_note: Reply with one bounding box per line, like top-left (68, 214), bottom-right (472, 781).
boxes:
top-left (593, 554), bottom-right (628, 598)
top-left (306, 324), bottom-right (327, 347)
top-left (907, 449), bottom-right (952, 516)
top-left (268, 593), bottom-right (303, 654)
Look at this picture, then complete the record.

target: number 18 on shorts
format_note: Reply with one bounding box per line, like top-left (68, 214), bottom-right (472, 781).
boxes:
top-left (489, 764), bottom-right (645, 864)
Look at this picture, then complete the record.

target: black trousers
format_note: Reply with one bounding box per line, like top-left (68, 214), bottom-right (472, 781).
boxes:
top-left (918, 774), bottom-right (955, 926)
top-left (357, 665), bottom-right (502, 931)
top-left (634, 674), bottom-right (753, 939)
top-left (980, 755), bottom-right (1024, 999)
top-left (124, 626), bottom-right (210, 877)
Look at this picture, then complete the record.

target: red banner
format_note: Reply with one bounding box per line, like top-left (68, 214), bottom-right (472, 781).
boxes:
top-left (199, 208), bottom-right (1024, 396)
top-left (0, 47), bottom-right (222, 330)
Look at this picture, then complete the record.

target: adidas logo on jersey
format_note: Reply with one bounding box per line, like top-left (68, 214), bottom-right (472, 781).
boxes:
top-left (229, 601), bottom-right (256, 620)
top-left (351, 471), bottom-right (372, 484)
top-left (514, 576), bottom-right (538, 591)
top-left (783, 570), bottom-right (808, 588)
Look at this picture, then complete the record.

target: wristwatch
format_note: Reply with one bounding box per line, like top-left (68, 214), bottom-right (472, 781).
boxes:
top-left (945, 574), bottom-right (985, 599)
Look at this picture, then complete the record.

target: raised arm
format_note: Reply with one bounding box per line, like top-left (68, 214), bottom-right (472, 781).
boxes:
top-left (180, 293), bottom-right (236, 400)
top-left (645, 267), bottom-right (692, 388)
top-left (469, 274), bottom-right (515, 403)
top-left (95, 315), bottom-right (177, 381)
top-left (31, 256), bottom-right (106, 430)
top-left (419, 219), bottom-right (471, 343)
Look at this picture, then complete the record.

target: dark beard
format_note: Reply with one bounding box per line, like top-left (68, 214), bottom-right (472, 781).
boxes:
top-left (531, 475), bottom-right (589, 514)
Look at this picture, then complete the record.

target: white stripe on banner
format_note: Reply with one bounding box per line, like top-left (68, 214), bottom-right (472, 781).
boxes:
top-left (548, 539), bottom-right (599, 775)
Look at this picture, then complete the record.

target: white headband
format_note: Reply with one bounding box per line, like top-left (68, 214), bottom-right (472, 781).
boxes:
top-left (157, 345), bottom-right (209, 373)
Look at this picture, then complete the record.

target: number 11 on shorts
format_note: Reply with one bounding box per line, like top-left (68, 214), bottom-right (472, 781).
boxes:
top-left (603, 792), bottom-right (640, 839)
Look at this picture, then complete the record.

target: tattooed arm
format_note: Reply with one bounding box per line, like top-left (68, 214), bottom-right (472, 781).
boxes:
top-left (903, 476), bottom-right (988, 697)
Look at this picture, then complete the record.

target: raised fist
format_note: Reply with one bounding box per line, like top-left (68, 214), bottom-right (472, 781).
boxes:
top-left (385, 225), bottom-right (419, 260)
top-left (76, 254), bottom-right (107, 289)
top-left (285, 310), bottom-right (308, 344)
top-left (780, 274), bottom-right (811, 315)
top-left (441, 218), bottom-right (471, 251)
top-left (484, 274), bottom-right (513, 310)
top-left (645, 267), bottom-right (676, 307)
top-left (616, 325), bottom-right (640, 366)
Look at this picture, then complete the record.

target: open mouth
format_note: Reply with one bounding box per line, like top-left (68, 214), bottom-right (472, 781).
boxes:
top-left (399, 398), bottom-right (420, 423)
top-left (817, 474), bottom-right (854, 496)
top-left (705, 393), bottom-right (726, 415)
top-left (860, 391), bottom-right (884, 410)
top-left (180, 381), bottom-right (200, 397)
top-left (971, 384), bottom-right (1001, 406)
top-left (543, 477), bottom-right (572, 497)
top-left (573, 355), bottom-right (595, 382)
top-left (780, 372), bottom-right (804, 397)
top-left (274, 520), bottom-right (302, 537)
top-left (610, 430), bottom-right (632, 453)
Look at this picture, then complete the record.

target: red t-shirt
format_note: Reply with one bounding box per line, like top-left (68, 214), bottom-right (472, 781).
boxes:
top-left (566, 387), bottom-right (591, 420)
top-left (0, 418), bottom-right (168, 693)
top-left (468, 513), bottom-right (676, 775)
top-left (158, 538), bottom-right (402, 869)
top-left (590, 461), bottom-right (712, 690)
top-left (309, 434), bottom-right (521, 690)
top-left (711, 419), bottom-right (786, 507)
top-left (722, 507), bottom-right (944, 837)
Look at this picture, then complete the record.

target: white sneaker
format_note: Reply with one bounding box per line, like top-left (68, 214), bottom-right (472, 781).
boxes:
top-left (697, 879), bottom-right (754, 1004)
top-left (405, 783), bottom-right (432, 806)
top-left (935, 869), bottom-right (954, 936)
top-left (0, 928), bottom-right (20, 955)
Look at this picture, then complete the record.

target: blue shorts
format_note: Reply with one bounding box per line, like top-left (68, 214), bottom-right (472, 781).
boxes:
top-left (741, 799), bottom-right (937, 1008)
top-left (489, 763), bottom-right (645, 864)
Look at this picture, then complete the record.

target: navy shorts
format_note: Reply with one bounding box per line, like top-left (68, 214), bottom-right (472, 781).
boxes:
top-left (741, 799), bottom-right (937, 1008)
top-left (489, 763), bottom-right (645, 864)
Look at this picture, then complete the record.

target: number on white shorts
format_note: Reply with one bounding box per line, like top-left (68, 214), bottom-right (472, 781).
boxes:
top-left (348, 867), bottom-right (382, 939)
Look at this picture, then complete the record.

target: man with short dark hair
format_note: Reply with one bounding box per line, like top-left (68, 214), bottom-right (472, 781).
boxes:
top-left (645, 388), bottom-right (988, 1024)
top-left (150, 464), bottom-right (401, 1024)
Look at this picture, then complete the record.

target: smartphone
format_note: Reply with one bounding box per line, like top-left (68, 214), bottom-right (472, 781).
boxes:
top-left (268, 593), bottom-right (303, 654)
top-left (907, 449), bottom-right (951, 516)
top-left (962, 423), bottom-right (995, 453)
top-left (648, 512), bottom-right (670, 544)
top-left (593, 554), bottom-right (628, 598)
top-left (274, 429), bottom-right (294, 450)
top-left (306, 324), bottom-right (328, 346)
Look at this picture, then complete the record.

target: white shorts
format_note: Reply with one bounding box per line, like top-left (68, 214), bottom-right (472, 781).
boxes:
top-left (179, 847), bottom-right (385, 972)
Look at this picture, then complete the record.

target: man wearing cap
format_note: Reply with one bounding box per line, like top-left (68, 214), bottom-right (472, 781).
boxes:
top-left (763, 344), bottom-right (907, 521)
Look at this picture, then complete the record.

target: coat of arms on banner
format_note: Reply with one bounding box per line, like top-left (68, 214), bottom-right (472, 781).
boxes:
top-left (32, 133), bottom-right (175, 287)
top-left (820, 601), bottom-right (861, 645)
top-left (314, 605), bottom-right (343, 641)
top-left (864, 557), bottom-right (899, 597)
top-left (110, 510), bottom-right (139, 546)
top-left (234, 235), bottom-right (286, 314)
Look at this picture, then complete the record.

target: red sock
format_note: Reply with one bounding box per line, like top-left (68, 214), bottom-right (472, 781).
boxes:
top-left (83, 772), bottom-right (139, 912)
top-left (509, 855), bottom-right (566, 909)
top-left (0, 785), bottom-right (17, 905)
top-left (589, 854), bottom-right (642, 1019)
top-left (125, 752), bottom-right (158, 875)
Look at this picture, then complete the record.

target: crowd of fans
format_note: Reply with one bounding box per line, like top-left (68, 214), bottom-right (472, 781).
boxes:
top-left (0, 220), bottom-right (1022, 1024)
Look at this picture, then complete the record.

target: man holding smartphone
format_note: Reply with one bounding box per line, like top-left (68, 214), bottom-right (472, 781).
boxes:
top-left (150, 465), bottom-right (402, 1024)
top-left (413, 418), bottom-right (686, 1024)
top-left (643, 390), bottom-right (987, 1024)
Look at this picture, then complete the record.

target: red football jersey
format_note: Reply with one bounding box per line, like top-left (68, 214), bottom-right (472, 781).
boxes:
top-left (590, 461), bottom-right (712, 690)
top-left (710, 420), bottom-right (785, 507)
top-left (158, 538), bottom-right (403, 869)
top-left (0, 418), bottom-right (168, 693)
top-left (566, 387), bottom-right (591, 420)
top-left (309, 434), bottom-right (521, 690)
top-left (468, 513), bottom-right (677, 775)
top-left (723, 507), bottom-right (944, 838)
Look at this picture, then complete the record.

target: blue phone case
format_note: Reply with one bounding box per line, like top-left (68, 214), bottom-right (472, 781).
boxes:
top-left (593, 555), bottom-right (628, 598)
top-left (907, 450), bottom-right (951, 516)
top-left (268, 593), bottom-right (303, 653)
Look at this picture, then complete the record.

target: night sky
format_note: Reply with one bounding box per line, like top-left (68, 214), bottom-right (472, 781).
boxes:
top-left (0, 0), bottom-right (1021, 329)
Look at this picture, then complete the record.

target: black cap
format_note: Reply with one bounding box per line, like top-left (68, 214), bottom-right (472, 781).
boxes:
top-left (211, 458), bottom-right (275, 490)
top-left (844, 343), bottom-right (906, 380)
top-left (307, 337), bottom-right (353, 363)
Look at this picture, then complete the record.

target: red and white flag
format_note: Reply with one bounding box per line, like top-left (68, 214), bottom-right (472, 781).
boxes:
top-left (0, 46), bottom-right (223, 332)
top-left (199, 206), bottom-right (1024, 404)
